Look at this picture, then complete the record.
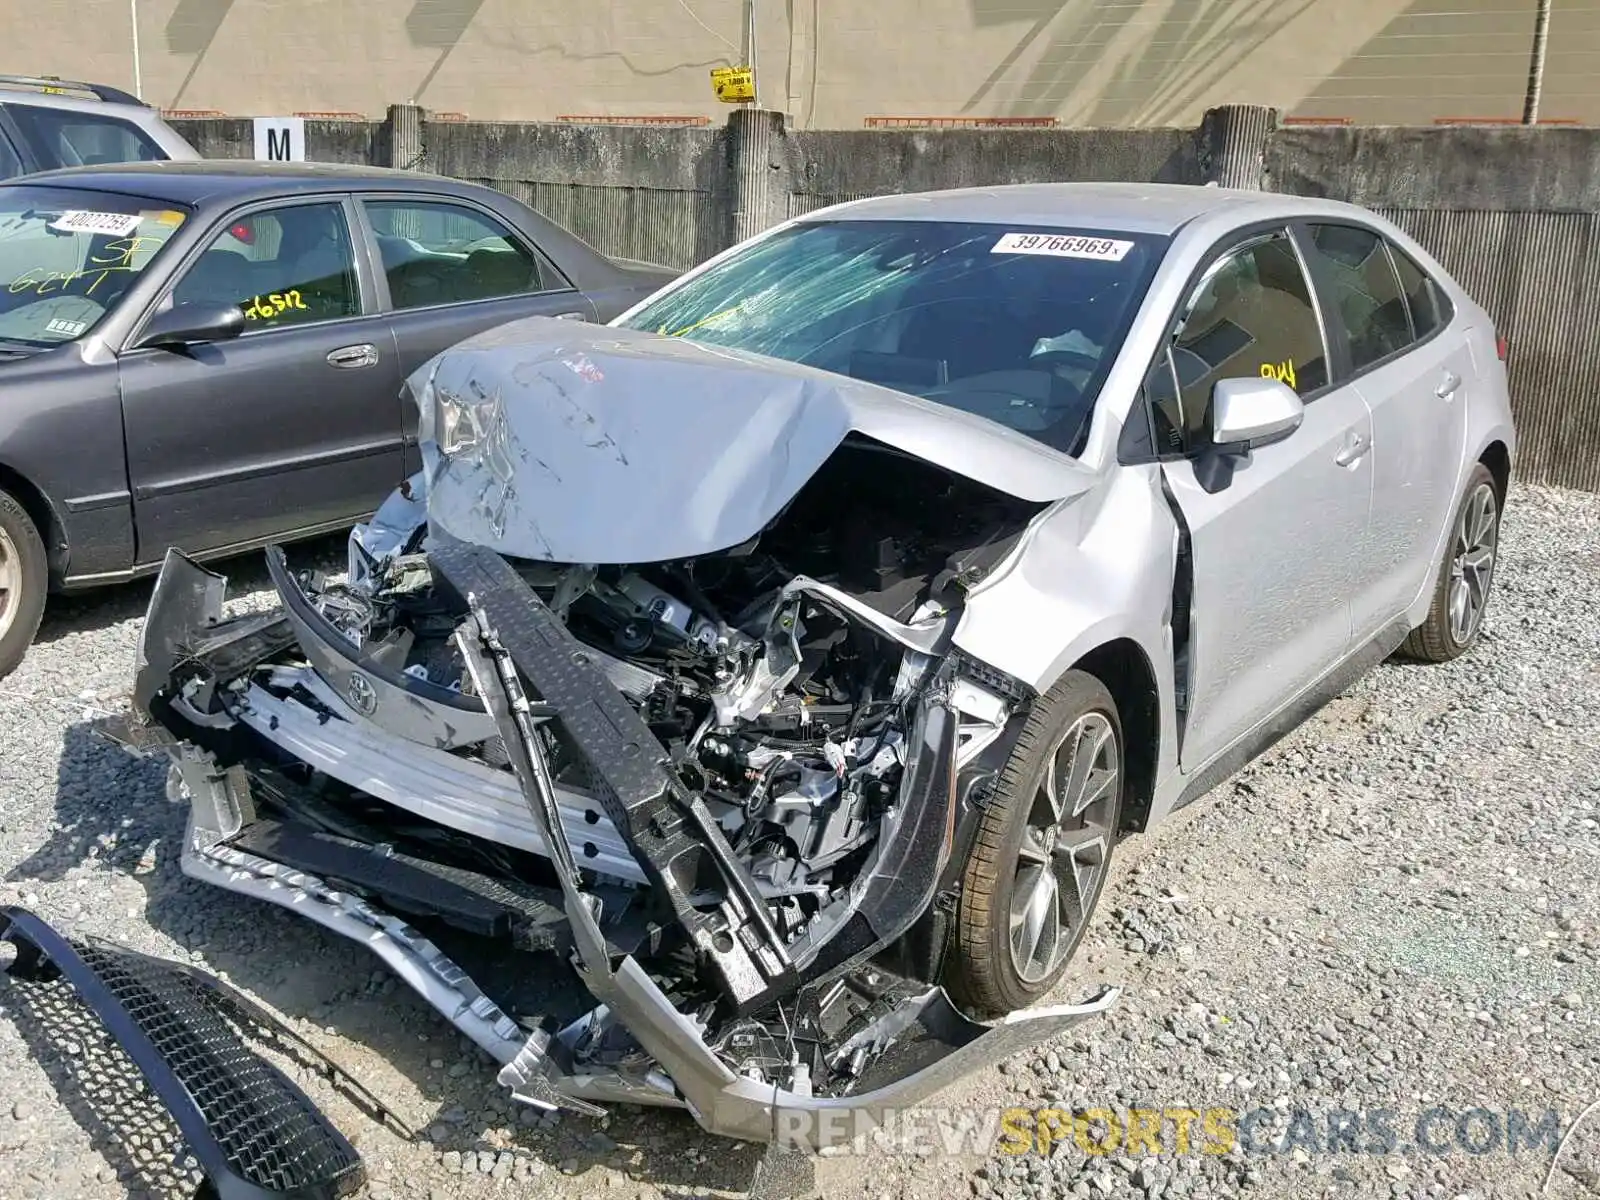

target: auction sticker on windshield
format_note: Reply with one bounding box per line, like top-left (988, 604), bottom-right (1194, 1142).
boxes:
top-left (47, 210), bottom-right (143, 237)
top-left (992, 232), bottom-right (1134, 261)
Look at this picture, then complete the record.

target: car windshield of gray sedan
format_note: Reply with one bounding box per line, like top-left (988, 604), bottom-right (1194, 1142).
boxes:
top-left (0, 186), bottom-right (190, 347)
top-left (617, 219), bottom-right (1165, 453)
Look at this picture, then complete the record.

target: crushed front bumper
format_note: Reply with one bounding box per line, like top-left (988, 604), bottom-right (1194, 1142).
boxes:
top-left (0, 906), bottom-right (370, 1200)
top-left (110, 546), bottom-right (1121, 1150)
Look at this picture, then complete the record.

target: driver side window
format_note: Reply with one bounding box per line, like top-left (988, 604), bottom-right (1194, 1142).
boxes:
top-left (170, 201), bottom-right (361, 328)
top-left (1147, 230), bottom-right (1329, 455)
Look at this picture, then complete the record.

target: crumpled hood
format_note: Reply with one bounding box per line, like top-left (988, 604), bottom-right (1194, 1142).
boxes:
top-left (412, 316), bottom-right (1095, 564)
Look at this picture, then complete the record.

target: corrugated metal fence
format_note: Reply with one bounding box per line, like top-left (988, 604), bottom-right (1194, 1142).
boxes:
top-left (1379, 209), bottom-right (1600, 492)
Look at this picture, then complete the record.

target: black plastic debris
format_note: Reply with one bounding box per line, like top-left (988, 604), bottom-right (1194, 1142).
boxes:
top-left (0, 906), bottom-right (371, 1200)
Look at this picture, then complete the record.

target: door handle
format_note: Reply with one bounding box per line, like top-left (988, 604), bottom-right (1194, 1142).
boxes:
top-left (327, 343), bottom-right (379, 369)
top-left (1334, 430), bottom-right (1370, 467)
top-left (1436, 370), bottom-right (1461, 399)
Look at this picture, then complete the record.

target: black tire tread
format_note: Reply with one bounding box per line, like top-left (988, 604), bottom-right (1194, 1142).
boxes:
top-left (0, 487), bottom-right (47, 682)
top-left (950, 669), bottom-right (1120, 1017)
top-left (1397, 462), bottom-right (1498, 664)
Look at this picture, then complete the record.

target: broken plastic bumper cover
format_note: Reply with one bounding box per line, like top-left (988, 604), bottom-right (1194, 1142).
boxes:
top-left (115, 546), bottom-right (1122, 1147)
top-left (0, 906), bottom-right (369, 1200)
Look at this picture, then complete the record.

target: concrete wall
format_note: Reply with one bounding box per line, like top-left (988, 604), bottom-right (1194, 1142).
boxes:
top-left (424, 120), bottom-right (732, 269)
top-left (4, 0), bottom-right (1594, 128)
top-left (779, 126), bottom-right (1203, 217)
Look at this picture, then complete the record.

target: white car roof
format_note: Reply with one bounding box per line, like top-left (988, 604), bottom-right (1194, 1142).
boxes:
top-left (801, 182), bottom-right (1372, 237)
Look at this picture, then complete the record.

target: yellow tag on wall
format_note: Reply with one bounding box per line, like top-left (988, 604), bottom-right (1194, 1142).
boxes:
top-left (711, 66), bottom-right (755, 104)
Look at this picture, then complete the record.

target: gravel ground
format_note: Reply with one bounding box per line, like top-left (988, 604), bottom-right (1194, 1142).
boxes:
top-left (0, 481), bottom-right (1596, 1200)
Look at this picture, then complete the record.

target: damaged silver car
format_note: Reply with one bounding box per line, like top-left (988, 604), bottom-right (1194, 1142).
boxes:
top-left (106, 184), bottom-right (1515, 1149)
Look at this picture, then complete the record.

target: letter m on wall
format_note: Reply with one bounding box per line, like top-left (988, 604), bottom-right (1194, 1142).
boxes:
top-left (252, 117), bottom-right (306, 162)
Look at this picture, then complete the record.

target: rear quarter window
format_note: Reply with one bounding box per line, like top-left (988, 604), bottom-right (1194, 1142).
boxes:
top-left (1388, 244), bottom-right (1453, 340)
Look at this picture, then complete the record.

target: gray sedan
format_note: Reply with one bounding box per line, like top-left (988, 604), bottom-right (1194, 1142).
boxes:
top-left (0, 161), bottom-right (675, 676)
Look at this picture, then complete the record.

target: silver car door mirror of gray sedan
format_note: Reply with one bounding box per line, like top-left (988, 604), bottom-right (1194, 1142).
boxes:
top-left (131, 301), bottom-right (247, 351)
top-left (1211, 375), bottom-right (1305, 449)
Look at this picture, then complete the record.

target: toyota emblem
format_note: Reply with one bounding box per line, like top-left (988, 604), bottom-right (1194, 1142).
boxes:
top-left (346, 673), bottom-right (377, 716)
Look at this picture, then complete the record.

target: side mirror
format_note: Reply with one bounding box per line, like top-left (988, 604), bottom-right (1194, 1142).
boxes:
top-left (1211, 375), bottom-right (1304, 449)
top-left (132, 301), bottom-right (246, 350)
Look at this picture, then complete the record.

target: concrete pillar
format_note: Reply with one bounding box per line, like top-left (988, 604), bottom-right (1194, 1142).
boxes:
top-left (386, 103), bottom-right (425, 171)
top-left (1198, 105), bottom-right (1278, 190)
top-left (728, 108), bottom-right (788, 246)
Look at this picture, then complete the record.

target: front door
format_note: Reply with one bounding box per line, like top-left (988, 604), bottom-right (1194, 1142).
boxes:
top-left (356, 195), bottom-right (596, 474)
top-left (120, 197), bottom-right (405, 561)
top-left (1152, 228), bottom-right (1374, 773)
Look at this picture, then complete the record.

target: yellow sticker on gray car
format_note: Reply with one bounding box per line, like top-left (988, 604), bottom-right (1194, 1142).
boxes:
top-left (991, 232), bottom-right (1134, 261)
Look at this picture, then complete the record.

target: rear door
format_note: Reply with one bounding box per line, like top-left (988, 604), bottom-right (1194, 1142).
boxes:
top-left (119, 196), bottom-right (405, 560)
top-left (1300, 224), bottom-right (1470, 638)
top-left (354, 194), bottom-right (596, 473)
top-left (1151, 227), bottom-right (1374, 772)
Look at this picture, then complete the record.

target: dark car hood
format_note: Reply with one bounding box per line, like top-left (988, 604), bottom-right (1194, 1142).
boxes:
top-left (410, 316), bottom-right (1095, 564)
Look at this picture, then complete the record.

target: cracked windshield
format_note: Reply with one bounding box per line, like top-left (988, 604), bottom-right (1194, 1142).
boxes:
top-left (0, 185), bottom-right (188, 346)
top-left (618, 219), bottom-right (1163, 453)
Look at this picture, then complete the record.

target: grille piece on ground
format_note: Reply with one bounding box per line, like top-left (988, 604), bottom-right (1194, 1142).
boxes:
top-left (0, 906), bottom-right (368, 1200)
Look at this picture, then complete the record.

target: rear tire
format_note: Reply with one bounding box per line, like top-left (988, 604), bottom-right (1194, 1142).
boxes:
top-left (945, 670), bottom-right (1123, 1017)
top-left (0, 487), bottom-right (46, 682)
top-left (1398, 462), bottom-right (1500, 663)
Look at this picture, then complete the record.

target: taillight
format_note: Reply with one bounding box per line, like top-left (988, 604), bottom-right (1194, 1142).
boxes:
top-left (1495, 333), bottom-right (1509, 361)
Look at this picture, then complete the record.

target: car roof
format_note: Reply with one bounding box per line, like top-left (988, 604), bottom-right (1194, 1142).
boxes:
top-left (0, 90), bottom-right (151, 117)
top-left (6, 160), bottom-right (483, 207)
top-left (801, 182), bottom-right (1354, 236)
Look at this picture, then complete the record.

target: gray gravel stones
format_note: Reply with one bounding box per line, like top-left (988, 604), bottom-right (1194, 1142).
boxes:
top-left (0, 484), bottom-right (1596, 1199)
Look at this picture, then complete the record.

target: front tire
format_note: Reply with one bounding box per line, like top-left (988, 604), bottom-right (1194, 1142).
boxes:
top-left (1398, 462), bottom-right (1500, 663)
top-left (0, 487), bottom-right (47, 682)
top-left (946, 670), bottom-right (1123, 1017)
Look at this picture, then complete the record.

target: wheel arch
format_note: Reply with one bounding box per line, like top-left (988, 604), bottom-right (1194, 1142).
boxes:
top-left (1479, 439), bottom-right (1511, 507)
top-left (0, 461), bottom-right (67, 583)
top-left (1070, 637), bottom-right (1161, 835)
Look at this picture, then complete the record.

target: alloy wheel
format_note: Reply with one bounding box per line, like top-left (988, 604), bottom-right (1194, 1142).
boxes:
top-left (1448, 482), bottom-right (1498, 646)
top-left (0, 524), bottom-right (17, 643)
top-left (1008, 711), bottom-right (1120, 985)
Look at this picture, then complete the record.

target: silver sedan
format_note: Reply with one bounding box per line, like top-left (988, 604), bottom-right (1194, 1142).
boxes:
top-left (116, 182), bottom-right (1515, 1146)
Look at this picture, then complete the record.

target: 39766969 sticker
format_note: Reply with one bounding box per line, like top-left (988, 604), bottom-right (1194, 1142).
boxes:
top-left (991, 232), bottom-right (1134, 262)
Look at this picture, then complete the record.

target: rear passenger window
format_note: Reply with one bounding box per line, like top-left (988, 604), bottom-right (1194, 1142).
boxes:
top-left (1166, 230), bottom-right (1329, 448)
top-left (1390, 246), bottom-right (1450, 340)
top-left (363, 200), bottom-right (550, 310)
top-left (1305, 223), bottom-right (1413, 371)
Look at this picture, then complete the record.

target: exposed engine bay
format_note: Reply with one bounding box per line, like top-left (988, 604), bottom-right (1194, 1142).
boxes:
top-left (318, 440), bottom-right (1038, 947)
top-left (106, 329), bottom-right (1120, 1148)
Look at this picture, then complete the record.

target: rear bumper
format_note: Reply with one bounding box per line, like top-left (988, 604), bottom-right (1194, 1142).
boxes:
top-left (0, 906), bottom-right (367, 1200)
